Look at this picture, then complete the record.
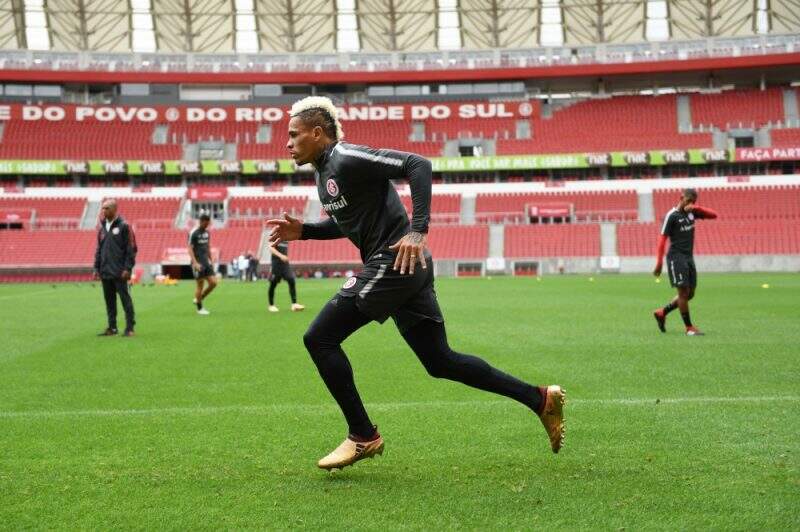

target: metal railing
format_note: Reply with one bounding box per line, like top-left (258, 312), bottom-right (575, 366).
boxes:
top-left (0, 34), bottom-right (797, 75)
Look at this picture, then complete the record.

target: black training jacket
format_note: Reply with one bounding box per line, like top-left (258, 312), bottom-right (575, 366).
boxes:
top-left (94, 217), bottom-right (137, 279)
top-left (300, 141), bottom-right (432, 264)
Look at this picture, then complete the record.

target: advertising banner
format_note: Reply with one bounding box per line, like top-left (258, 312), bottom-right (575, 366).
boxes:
top-left (528, 204), bottom-right (571, 217)
top-left (736, 147), bottom-right (800, 162)
top-left (0, 161), bottom-right (66, 175)
top-left (0, 102), bottom-right (533, 124)
top-left (187, 187), bottom-right (228, 201)
top-left (0, 208), bottom-right (32, 222)
top-left (2, 145), bottom-right (799, 177)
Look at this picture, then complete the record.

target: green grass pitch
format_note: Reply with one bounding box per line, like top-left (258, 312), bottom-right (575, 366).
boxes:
top-left (1, 273), bottom-right (798, 529)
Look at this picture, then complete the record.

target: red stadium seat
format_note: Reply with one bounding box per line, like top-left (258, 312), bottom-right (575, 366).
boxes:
top-left (227, 196), bottom-right (308, 219)
top-left (618, 219), bottom-right (800, 256)
top-left (690, 88), bottom-right (784, 129)
top-left (504, 224), bottom-right (601, 258)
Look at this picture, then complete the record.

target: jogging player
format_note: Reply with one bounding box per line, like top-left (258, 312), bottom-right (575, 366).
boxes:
top-left (268, 96), bottom-right (565, 471)
top-left (94, 199), bottom-right (137, 336)
top-left (188, 213), bottom-right (217, 315)
top-left (653, 188), bottom-right (718, 335)
top-left (268, 241), bottom-right (305, 312)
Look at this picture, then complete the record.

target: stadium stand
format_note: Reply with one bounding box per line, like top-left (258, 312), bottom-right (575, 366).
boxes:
top-left (618, 220), bottom-right (800, 256)
top-left (690, 88), bottom-right (785, 129)
top-left (164, 120), bottom-right (261, 145)
top-left (287, 225), bottom-right (488, 263)
top-left (288, 238), bottom-right (362, 264)
top-left (212, 228), bottom-right (263, 262)
top-left (399, 193), bottom-right (461, 224)
top-left (134, 227), bottom-right (262, 263)
top-left (498, 95), bottom-right (713, 154)
top-left (475, 190), bottom-right (638, 223)
top-left (0, 197), bottom-right (85, 229)
top-left (504, 224), bottom-right (601, 258)
top-left (109, 197), bottom-right (182, 229)
top-left (0, 119), bottom-right (180, 160)
top-left (227, 196), bottom-right (308, 219)
top-left (2, 89), bottom-right (799, 160)
top-left (0, 230), bottom-right (96, 266)
top-left (771, 129), bottom-right (800, 147)
top-left (652, 185), bottom-right (800, 220)
top-left (426, 225), bottom-right (489, 259)
top-left (1, 181), bottom-right (798, 273)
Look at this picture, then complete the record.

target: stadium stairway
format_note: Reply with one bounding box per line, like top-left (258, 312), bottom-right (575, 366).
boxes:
top-left (460, 194), bottom-right (476, 224)
top-left (784, 88), bottom-right (799, 124)
top-left (600, 223), bottom-right (617, 257)
top-left (175, 198), bottom-right (191, 228)
top-left (80, 200), bottom-right (101, 229)
top-left (304, 197), bottom-right (322, 223)
top-left (488, 224), bottom-right (504, 259)
top-left (638, 191), bottom-right (655, 222)
top-left (677, 95), bottom-right (692, 132)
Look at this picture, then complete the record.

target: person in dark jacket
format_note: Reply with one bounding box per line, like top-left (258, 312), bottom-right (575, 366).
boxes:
top-left (94, 199), bottom-right (137, 336)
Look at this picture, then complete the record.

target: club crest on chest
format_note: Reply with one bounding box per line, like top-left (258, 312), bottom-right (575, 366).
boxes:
top-left (326, 178), bottom-right (340, 197)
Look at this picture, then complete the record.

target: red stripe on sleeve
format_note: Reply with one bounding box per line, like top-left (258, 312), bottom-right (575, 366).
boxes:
top-left (655, 234), bottom-right (667, 265)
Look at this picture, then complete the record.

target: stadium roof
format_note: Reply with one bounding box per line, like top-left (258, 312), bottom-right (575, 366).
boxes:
top-left (0, 0), bottom-right (796, 54)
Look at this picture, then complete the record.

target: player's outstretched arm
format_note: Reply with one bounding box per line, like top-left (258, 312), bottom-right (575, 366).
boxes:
top-left (267, 213), bottom-right (344, 245)
top-left (388, 154), bottom-right (432, 275)
top-left (267, 213), bottom-right (303, 244)
top-left (687, 205), bottom-right (718, 219)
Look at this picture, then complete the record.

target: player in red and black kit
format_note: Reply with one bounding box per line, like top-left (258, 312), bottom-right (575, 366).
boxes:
top-left (652, 188), bottom-right (717, 336)
top-left (268, 96), bottom-right (565, 471)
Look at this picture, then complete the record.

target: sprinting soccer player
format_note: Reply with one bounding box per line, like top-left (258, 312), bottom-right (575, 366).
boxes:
top-left (188, 213), bottom-right (217, 315)
top-left (268, 96), bottom-right (565, 471)
top-left (652, 188), bottom-right (718, 336)
top-left (267, 241), bottom-right (305, 312)
top-left (94, 199), bottom-right (137, 337)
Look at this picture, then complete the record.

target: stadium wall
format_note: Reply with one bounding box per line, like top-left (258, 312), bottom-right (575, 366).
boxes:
top-left (618, 255), bottom-right (800, 274)
top-left (2, 175), bottom-right (799, 281)
top-left (2, 53), bottom-right (799, 84)
top-left (4, 173), bottom-right (799, 201)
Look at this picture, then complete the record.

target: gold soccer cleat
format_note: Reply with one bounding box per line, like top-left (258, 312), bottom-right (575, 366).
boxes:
top-left (538, 385), bottom-right (566, 453)
top-left (317, 434), bottom-right (385, 471)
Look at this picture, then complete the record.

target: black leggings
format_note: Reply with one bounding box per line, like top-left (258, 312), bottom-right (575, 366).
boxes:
top-left (303, 295), bottom-right (543, 438)
top-left (268, 276), bottom-right (296, 305)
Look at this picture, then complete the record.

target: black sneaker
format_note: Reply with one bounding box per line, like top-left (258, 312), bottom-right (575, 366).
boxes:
top-left (123, 329), bottom-right (135, 337)
top-left (653, 309), bottom-right (666, 333)
top-left (97, 328), bottom-right (118, 336)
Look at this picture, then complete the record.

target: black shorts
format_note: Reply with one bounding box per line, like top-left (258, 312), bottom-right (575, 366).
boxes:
top-left (193, 263), bottom-right (215, 279)
top-left (667, 253), bottom-right (697, 288)
top-left (338, 250), bottom-right (444, 333)
top-left (270, 264), bottom-right (295, 282)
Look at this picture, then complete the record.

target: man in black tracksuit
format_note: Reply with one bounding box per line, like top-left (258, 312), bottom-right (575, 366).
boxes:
top-left (268, 97), bottom-right (565, 471)
top-left (94, 199), bottom-right (137, 336)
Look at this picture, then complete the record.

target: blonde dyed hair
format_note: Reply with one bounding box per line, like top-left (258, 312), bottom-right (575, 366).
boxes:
top-left (289, 96), bottom-right (344, 141)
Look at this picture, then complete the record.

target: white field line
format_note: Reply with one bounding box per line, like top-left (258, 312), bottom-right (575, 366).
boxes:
top-left (0, 395), bottom-right (798, 420)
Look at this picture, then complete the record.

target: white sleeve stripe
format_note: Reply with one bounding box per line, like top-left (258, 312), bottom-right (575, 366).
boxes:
top-left (335, 143), bottom-right (403, 167)
top-left (660, 209), bottom-right (675, 235)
